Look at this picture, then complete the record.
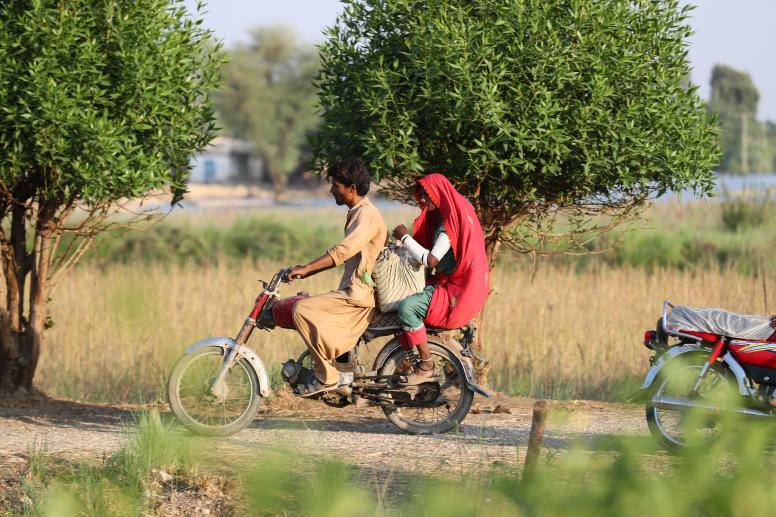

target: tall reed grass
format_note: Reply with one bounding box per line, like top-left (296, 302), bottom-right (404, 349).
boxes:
top-left (38, 256), bottom-right (775, 402)
top-left (32, 199), bottom-right (776, 401)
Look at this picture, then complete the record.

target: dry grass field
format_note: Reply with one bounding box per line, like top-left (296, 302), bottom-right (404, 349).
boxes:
top-left (38, 254), bottom-right (775, 402)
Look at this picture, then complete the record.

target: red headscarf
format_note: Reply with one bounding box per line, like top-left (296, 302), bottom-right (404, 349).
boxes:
top-left (413, 174), bottom-right (489, 329)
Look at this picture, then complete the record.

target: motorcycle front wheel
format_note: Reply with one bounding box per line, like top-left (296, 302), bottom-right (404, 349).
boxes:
top-left (379, 341), bottom-right (474, 435)
top-left (168, 346), bottom-right (261, 436)
top-left (646, 353), bottom-right (735, 452)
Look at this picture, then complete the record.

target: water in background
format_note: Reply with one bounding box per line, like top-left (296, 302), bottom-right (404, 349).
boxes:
top-left (714, 173), bottom-right (776, 194)
top-left (160, 193), bottom-right (409, 214)
top-left (158, 173), bottom-right (776, 213)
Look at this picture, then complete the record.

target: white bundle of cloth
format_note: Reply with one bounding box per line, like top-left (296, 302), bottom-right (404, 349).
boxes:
top-left (666, 305), bottom-right (774, 340)
top-left (371, 241), bottom-right (426, 313)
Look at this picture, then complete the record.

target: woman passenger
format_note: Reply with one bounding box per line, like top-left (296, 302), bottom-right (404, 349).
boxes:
top-left (391, 174), bottom-right (489, 383)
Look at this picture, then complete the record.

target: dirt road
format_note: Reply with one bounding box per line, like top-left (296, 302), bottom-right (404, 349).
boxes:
top-left (0, 393), bottom-right (650, 479)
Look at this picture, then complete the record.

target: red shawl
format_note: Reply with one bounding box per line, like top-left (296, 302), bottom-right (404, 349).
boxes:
top-left (413, 174), bottom-right (489, 329)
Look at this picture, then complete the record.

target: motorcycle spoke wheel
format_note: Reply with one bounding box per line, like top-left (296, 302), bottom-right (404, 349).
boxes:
top-left (379, 342), bottom-right (474, 435)
top-left (647, 360), bottom-right (733, 451)
top-left (168, 347), bottom-right (260, 436)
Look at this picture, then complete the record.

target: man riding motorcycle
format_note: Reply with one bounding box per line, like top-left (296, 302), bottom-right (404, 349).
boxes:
top-left (286, 157), bottom-right (387, 397)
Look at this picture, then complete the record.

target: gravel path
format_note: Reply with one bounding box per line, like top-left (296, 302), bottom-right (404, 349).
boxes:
top-left (0, 393), bottom-right (650, 479)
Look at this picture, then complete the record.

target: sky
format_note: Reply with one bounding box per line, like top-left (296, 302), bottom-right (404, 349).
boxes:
top-left (183, 0), bottom-right (776, 122)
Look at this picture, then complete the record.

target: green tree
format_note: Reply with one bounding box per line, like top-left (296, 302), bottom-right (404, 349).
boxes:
top-left (767, 121), bottom-right (776, 172)
top-left (313, 0), bottom-right (719, 369)
top-left (708, 64), bottom-right (770, 173)
top-left (217, 26), bottom-right (320, 199)
top-left (0, 0), bottom-right (222, 393)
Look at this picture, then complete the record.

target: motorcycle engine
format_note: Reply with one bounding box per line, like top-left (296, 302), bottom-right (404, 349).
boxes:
top-left (281, 359), bottom-right (306, 388)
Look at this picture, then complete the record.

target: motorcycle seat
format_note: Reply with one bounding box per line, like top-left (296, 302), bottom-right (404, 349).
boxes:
top-left (365, 311), bottom-right (468, 338)
top-left (677, 329), bottom-right (722, 343)
top-left (667, 305), bottom-right (776, 342)
top-left (676, 329), bottom-right (776, 343)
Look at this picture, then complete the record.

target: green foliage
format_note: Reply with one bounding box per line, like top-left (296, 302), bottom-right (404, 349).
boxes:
top-left (0, 0), bottom-right (222, 205)
top-left (243, 457), bottom-right (375, 516)
top-left (314, 0), bottom-right (719, 252)
top-left (768, 121), bottom-right (776, 171)
top-left (17, 411), bottom-right (200, 516)
top-left (217, 26), bottom-right (320, 197)
top-left (80, 201), bottom-right (776, 278)
top-left (534, 197), bottom-right (776, 275)
top-left (0, 0), bottom-right (224, 394)
top-left (108, 410), bottom-right (196, 490)
top-left (710, 64), bottom-right (759, 115)
top-left (720, 194), bottom-right (770, 232)
top-left (88, 213), bottom-right (342, 265)
top-left (709, 64), bottom-right (774, 173)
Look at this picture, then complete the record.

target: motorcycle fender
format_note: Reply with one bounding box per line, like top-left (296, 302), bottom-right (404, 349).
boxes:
top-left (372, 337), bottom-right (491, 398)
top-left (640, 345), bottom-right (700, 390)
top-left (640, 344), bottom-right (753, 397)
top-left (184, 337), bottom-right (271, 397)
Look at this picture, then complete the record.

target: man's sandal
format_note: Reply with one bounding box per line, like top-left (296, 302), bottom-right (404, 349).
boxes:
top-left (399, 358), bottom-right (440, 386)
top-left (294, 372), bottom-right (338, 397)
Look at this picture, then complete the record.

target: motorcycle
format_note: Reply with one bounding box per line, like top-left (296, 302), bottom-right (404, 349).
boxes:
top-left (641, 301), bottom-right (776, 451)
top-left (167, 267), bottom-right (490, 436)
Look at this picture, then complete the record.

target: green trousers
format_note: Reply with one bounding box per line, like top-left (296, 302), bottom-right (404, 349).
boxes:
top-left (396, 285), bottom-right (435, 331)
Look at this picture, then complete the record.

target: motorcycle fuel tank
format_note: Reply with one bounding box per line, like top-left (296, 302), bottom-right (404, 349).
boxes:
top-left (271, 294), bottom-right (309, 329)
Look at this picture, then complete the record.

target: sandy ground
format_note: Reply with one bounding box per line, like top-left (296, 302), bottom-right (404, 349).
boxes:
top-left (0, 392), bottom-right (650, 475)
top-left (0, 392), bottom-right (666, 515)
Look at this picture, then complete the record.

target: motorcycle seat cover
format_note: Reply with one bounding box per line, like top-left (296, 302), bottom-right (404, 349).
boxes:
top-left (666, 305), bottom-right (775, 341)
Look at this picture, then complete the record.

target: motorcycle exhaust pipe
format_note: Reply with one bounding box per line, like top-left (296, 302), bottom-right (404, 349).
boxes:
top-left (651, 395), bottom-right (771, 418)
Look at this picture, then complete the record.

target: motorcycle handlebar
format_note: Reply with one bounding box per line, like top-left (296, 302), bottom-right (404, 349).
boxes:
top-left (279, 268), bottom-right (291, 281)
top-left (263, 268), bottom-right (292, 293)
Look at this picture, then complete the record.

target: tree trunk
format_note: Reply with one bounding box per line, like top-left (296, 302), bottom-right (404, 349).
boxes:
top-left (271, 174), bottom-right (288, 202)
top-left (23, 208), bottom-right (54, 388)
top-left (0, 203), bottom-right (53, 394)
top-left (262, 156), bottom-right (288, 202)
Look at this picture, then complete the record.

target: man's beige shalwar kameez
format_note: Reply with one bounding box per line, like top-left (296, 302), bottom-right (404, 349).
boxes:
top-left (292, 197), bottom-right (387, 384)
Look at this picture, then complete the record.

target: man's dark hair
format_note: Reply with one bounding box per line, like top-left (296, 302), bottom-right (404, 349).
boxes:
top-left (326, 157), bottom-right (371, 196)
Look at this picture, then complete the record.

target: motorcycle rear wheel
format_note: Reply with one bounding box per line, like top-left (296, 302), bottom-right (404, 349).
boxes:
top-left (646, 353), bottom-right (735, 452)
top-left (168, 346), bottom-right (261, 436)
top-left (379, 341), bottom-right (474, 435)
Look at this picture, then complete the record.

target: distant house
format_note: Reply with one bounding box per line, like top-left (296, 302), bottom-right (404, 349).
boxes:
top-left (188, 136), bottom-right (263, 184)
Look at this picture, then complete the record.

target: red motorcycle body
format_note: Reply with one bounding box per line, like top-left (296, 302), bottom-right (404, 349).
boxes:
top-left (729, 339), bottom-right (776, 373)
top-left (270, 295), bottom-right (308, 329)
top-left (674, 329), bottom-right (776, 383)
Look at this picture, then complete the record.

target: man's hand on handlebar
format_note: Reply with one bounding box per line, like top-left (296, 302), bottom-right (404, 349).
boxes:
top-left (285, 265), bottom-right (307, 283)
top-left (284, 254), bottom-right (336, 283)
